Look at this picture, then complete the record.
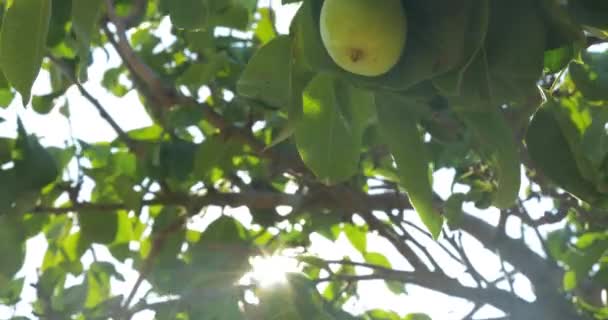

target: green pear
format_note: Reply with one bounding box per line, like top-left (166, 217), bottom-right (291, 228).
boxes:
top-left (320, 0), bottom-right (407, 77)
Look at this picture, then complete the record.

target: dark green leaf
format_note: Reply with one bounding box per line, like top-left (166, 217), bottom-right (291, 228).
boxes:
top-left (79, 211), bottom-right (119, 245)
top-left (0, 214), bottom-right (25, 280)
top-left (570, 50), bottom-right (608, 101)
top-left (162, 0), bottom-right (207, 30)
top-left (526, 103), bottom-right (603, 205)
top-left (71, 0), bottom-right (103, 56)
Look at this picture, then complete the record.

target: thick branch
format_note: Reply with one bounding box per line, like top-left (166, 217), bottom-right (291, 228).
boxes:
top-left (34, 185), bottom-right (586, 318)
top-left (457, 213), bottom-right (583, 318)
top-left (104, 0), bottom-right (175, 108)
top-left (320, 271), bottom-right (553, 320)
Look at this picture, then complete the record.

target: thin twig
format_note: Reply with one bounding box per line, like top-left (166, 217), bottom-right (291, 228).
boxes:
top-left (47, 55), bottom-right (138, 150)
top-left (498, 252), bottom-right (515, 294)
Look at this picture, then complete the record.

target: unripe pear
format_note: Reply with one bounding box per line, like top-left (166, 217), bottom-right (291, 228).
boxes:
top-left (320, 0), bottom-right (407, 77)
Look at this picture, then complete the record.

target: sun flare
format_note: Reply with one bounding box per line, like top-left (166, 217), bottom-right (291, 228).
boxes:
top-left (249, 255), bottom-right (299, 288)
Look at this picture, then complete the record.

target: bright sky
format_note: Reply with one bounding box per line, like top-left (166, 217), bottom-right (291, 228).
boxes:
top-left (0, 1), bottom-right (560, 319)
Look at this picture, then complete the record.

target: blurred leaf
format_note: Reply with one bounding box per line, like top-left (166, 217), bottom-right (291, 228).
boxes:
top-left (365, 309), bottom-right (402, 320)
top-left (190, 217), bottom-right (251, 284)
top-left (364, 252), bottom-right (391, 270)
top-left (254, 7), bottom-right (277, 44)
top-left (343, 224), bottom-right (367, 254)
top-left (0, 214), bottom-right (25, 280)
top-left (444, 193), bottom-right (466, 229)
top-left (14, 120), bottom-right (60, 192)
top-left (404, 314), bottom-right (433, 320)
top-left (161, 0), bottom-right (207, 30)
top-left (71, 0), bottom-right (103, 59)
top-left (194, 135), bottom-right (239, 180)
top-left (79, 211), bottom-right (119, 245)
top-left (256, 273), bottom-right (334, 320)
top-left (55, 282), bottom-right (87, 313)
top-left (31, 91), bottom-right (62, 114)
top-left (160, 139), bottom-right (196, 183)
top-left (0, 0), bottom-right (52, 104)
top-left (84, 262), bottom-right (114, 308)
top-left (0, 277), bottom-right (24, 305)
top-left (568, 0), bottom-right (608, 31)
top-left (564, 270), bottom-right (578, 292)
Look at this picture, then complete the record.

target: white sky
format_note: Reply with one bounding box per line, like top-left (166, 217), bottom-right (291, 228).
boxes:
top-left (0, 1), bottom-right (561, 319)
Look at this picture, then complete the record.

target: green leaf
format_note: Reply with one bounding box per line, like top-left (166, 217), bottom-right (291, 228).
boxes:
top-left (190, 217), bottom-right (251, 284)
top-left (481, 0), bottom-right (546, 104)
top-left (194, 135), bottom-right (239, 180)
top-left (454, 107), bottom-right (521, 209)
top-left (0, 214), bottom-right (26, 280)
top-left (0, 278), bottom-right (25, 305)
top-left (295, 74), bottom-right (363, 185)
top-left (101, 67), bottom-right (129, 97)
top-left (79, 211), bottom-right (119, 245)
top-left (526, 104), bottom-right (603, 205)
top-left (375, 93), bottom-right (443, 239)
top-left (127, 125), bottom-right (164, 141)
top-left (568, 0), bottom-right (608, 31)
top-left (57, 282), bottom-right (88, 313)
top-left (0, 88), bottom-right (15, 108)
top-left (84, 262), bottom-right (113, 308)
top-left (569, 50), bottom-right (608, 101)
top-left (208, 2), bottom-right (251, 30)
top-left (162, 0), bottom-right (207, 30)
top-left (0, 0), bottom-right (52, 104)
top-left (254, 7), bottom-right (277, 44)
top-left (449, 53), bottom-right (522, 209)
top-left (544, 46), bottom-right (578, 74)
top-left (444, 193), bottom-right (466, 229)
top-left (160, 139), bottom-right (196, 182)
top-left (563, 270), bottom-right (578, 292)
top-left (14, 120), bottom-right (59, 192)
top-left (178, 54), bottom-right (227, 88)
top-left (47, 0), bottom-right (72, 47)
top-left (365, 309), bottom-right (402, 320)
top-left (364, 252), bottom-right (391, 269)
top-left (31, 92), bottom-right (62, 114)
top-left (71, 0), bottom-right (104, 56)
top-left (343, 224), bottom-right (367, 254)
top-left (237, 35), bottom-right (292, 109)
top-left (404, 314), bottom-right (433, 320)
top-left (433, 0), bottom-right (489, 96)
top-left (581, 108), bottom-right (608, 171)
top-left (256, 273), bottom-right (334, 320)
top-left (539, 0), bottom-right (585, 51)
